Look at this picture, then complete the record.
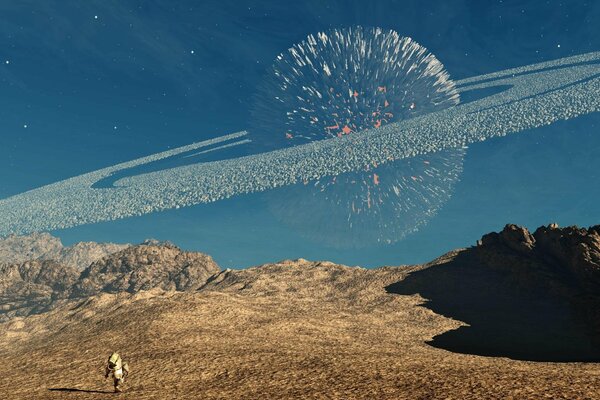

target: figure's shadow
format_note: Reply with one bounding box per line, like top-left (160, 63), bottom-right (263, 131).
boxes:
top-left (48, 388), bottom-right (114, 394)
top-left (386, 250), bottom-right (600, 362)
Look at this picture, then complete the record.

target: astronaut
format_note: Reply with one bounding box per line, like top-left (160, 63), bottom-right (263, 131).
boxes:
top-left (105, 352), bottom-right (130, 393)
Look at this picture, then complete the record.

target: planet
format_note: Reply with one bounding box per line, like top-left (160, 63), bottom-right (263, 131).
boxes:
top-left (0, 31), bottom-right (598, 238)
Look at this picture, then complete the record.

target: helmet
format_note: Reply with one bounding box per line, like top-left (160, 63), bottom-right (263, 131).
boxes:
top-left (108, 353), bottom-right (120, 368)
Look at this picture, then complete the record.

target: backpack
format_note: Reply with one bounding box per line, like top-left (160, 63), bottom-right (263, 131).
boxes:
top-left (122, 362), bottom-right (130, 377)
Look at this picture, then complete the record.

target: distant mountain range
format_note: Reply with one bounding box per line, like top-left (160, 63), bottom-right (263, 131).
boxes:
top-left (0, 232), bottom-right (129, 270)
top-left (0, 237), bottom-right (219, 321)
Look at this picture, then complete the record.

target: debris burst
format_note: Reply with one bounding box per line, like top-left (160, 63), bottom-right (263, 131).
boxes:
top-left (250, 26), bottom-right (464, 246)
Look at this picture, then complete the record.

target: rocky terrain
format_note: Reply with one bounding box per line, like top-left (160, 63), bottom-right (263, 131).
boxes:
top-left (477, 224), bottom-right (600, 345)
top-left (0, 237), bottom-right (219, 321)
top-left (389, 223), bottom-right (600, 361)
top-left (0, 232), bottom-right (128, 270)
top-left (0, 224), bottom-right (599, 399)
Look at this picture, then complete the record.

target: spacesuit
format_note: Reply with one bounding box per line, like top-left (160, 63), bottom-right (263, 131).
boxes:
top-left (105, 353), bottom-right (130, 393)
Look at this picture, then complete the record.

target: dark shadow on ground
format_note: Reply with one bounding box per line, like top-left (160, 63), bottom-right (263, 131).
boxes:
top-left (386, 251), bottom-right (600, 362)
top-left (48, 388), bottom-right (115, 394)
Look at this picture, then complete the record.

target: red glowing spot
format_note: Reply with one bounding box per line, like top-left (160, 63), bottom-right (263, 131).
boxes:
top-left (374, 120), bottom-right (382, 128)
top-left (326, 123), bottom-right (340, 130)
top-left (342, 125), bottom-right (352, 134)
top-left (377, 86), bottom-right (387, 93)
top-left (384, 100), bottom-right (390, 107)
top-left (285, 132), bottom-right (293, 139)
top-left (373, 173), bottom-right (380, 185)
top-left (411, 176), bottom-right (418, 181)
top-left (353, 90), bottom-right (359, 98)
top-left (372, 111), bottom-right (380, 117)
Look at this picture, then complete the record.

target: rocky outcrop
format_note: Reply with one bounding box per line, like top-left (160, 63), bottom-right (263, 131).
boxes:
top-left (476, 223), bottom-right (600, 347)
top-left (0, 260), bottom-right (79, 320)
top-left (0, 232), bottom-right (129, 270)
top-left (476, 223), bottom-right (600, 294)
top-left (390, 223), bottom-right (600, 361)
top-left (0, 241), bottom-right (220, 321)
top-left (532, 224), bottom-right (600, 289)
top-left (54, 241), bottom-right (131, 271)
top-left (72, 242), bottom-right (220, 297)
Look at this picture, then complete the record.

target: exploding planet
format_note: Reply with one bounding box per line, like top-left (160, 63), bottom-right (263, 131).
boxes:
top-left (0, 38), bottom-right (597, 238)
top-left (250, 26), bottom-right (464, 246)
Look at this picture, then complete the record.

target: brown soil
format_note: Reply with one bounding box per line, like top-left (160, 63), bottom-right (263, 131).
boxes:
top-left (1, 258), bottom-right (599, 399)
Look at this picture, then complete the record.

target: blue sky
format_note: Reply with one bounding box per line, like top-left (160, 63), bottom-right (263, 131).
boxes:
top-left (0, 0), bottom-right (598, 268)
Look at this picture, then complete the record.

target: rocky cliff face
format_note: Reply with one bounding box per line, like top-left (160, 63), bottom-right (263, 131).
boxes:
top-left (0, 232), bottom-right (129, 270)
top-left (477, 223), bottom-right (600, 295)
top-left (389, 223), bottom-right (600, 361)
top-left (476, 223), bottom-right (600, 345)
top-left (0, 241), bottom-right (220, 321)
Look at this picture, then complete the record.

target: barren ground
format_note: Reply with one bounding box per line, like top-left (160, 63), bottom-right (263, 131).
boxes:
top-left (1, 257), bottom-right (599, 399)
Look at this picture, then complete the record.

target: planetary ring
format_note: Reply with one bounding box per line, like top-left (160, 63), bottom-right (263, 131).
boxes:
top-left (0, 51), bottom-right (598, 236)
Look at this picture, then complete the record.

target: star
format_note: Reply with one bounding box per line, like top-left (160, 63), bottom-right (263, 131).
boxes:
top-left (113, 126), bottom-right (118, 130)
top-left (190, 50), bottom-right (195, 54)
top-left (94, 15), bottom-right (98, 19)
top-left (4, 60), bottom-right (9, 64)
top-left (557, 44), bottom-right (561, 48)
top-left (23, 124), bottom-right (27, 128)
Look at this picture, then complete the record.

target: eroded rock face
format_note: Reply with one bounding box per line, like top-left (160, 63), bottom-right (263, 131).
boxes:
top-left (0, 260), bottom-right (79, 321)
top-left (480, 223), bottom-right (536, 255)
top-left (532, 224), bottom-right (600, 289)
top-left (389, 223), bottom-right (600, 362)
top-left (72, 243), bottom-right (221, 297)
top-left (477, 223), bottom-right (600, 292)
top-left (55, 241), bottom-right (131, 271)
top-left (0, 241), bottom-right (220, 320)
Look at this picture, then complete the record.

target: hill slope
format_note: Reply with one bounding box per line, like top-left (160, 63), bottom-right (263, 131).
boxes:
top-left (0, 225), bottom-right (599, 399)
